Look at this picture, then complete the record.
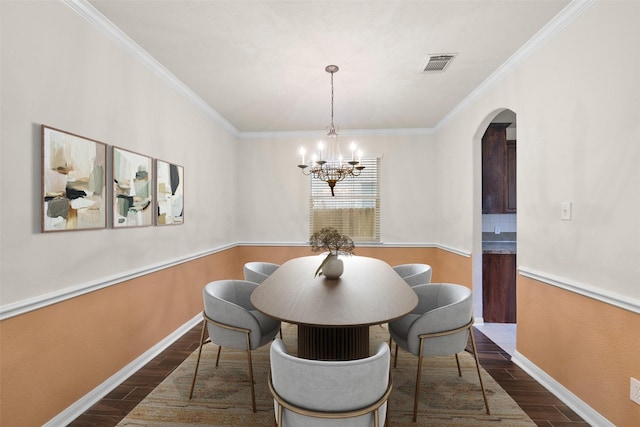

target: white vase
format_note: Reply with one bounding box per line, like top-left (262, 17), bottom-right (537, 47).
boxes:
top-left (322, 255), bottom-right (344, 279)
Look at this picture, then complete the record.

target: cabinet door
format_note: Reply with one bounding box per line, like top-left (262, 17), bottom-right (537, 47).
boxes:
top-left (506, 140), bottom-right (517, 212)
top-left (482, 254), bottom-right (517, 323)
top-left (482, 124), bottom-right (508, 214)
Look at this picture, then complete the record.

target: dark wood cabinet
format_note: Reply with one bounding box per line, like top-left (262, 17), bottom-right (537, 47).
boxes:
top-left (482, 123), bottom-right (516, 213)
top-left (482, 253), bottom-right (516, 323)
top-left (506, 140), bottom-right (517, 213)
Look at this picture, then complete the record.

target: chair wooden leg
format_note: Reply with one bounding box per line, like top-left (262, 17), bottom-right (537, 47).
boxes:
top-left (383, 369), bottom-right (391, 426)
top-left (276, 403), bottom-right (283, 427)
top-left (385, 400), bottom-right (389, 427)
top-left (245, 332), bottom-right (257, 413)
top-left (215, 345), bottom-right (222, 367)
top-left (469, 328), bottom-right (490, 414)
top-left (393, 344), bottom-right (399, 368)
top-left (413, 337), bottom-right (425, 422)
top-left (189, 319), bottom-right (208, 399)
top-left (455, 353), bottom-right (462, 376)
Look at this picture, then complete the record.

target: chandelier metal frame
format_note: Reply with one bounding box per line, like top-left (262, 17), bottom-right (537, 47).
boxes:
top-left (298, 65), bottom-right (364, 196)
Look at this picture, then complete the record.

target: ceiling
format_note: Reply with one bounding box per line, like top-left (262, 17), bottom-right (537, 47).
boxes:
top-left (88, 0), bottom-right (571, 134)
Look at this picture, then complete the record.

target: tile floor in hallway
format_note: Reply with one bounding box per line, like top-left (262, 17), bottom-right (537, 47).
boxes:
top-left (475, 322), bottom-right (517, 356)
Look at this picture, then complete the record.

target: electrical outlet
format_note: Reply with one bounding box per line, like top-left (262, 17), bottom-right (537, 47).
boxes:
top-left (494, 225), bottom-right (501, 234)
top-left (631, 377), bottom-right (640, 405)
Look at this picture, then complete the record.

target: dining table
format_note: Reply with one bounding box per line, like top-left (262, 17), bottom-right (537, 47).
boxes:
top-left (250, 255), bottom-right (418, 360)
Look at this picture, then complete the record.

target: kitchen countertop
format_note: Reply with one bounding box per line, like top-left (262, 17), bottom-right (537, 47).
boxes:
top-left (482, 232), bottom-right (516, 254)
top-left (482, 241), bottom-right (516, 254)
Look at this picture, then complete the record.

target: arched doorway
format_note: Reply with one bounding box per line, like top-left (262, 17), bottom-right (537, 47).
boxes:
top-left (473, 109), bottom-right (517, 355)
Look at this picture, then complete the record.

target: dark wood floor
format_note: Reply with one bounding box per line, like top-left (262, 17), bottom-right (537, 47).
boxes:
top-left (69, 326), bottom-right (589, 427)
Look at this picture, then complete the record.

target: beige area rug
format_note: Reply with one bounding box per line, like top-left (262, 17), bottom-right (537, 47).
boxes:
top-left (118, 323), bottom-right (534, 426)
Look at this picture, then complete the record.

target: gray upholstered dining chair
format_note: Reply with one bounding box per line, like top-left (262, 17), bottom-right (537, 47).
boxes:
top-left (392, 263), bottom-right (432, 287)
top-left (189, 279), bottom-right (281, 412)
top-left (269, 339), bottom-right (392, 427)
top-left (243, 261), bottom-right (280, 284)
top-left (388, 283), bottom-right (490, 421)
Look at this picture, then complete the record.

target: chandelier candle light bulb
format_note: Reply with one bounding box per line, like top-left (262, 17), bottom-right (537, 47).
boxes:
top-left (299, 147), bottom-right (306, 166)
top-left (297, 65), bottom-right (365, 196)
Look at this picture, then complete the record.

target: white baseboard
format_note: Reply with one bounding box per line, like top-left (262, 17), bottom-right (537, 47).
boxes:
top-left (43, 313), bottom-right (202, 427)
top-left (511, 351), bottom-right (614, 427)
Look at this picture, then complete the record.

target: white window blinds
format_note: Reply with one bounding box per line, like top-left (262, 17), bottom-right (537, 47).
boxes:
top-left (309, 157), bottom-right (380, 242)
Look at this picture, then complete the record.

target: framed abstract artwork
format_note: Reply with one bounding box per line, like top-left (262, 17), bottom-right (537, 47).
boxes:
top-left (155, 159), bottom-right (184, 225)
top-left (41, 125), bottom-right (107, 232)
top-left (112, 147), bottom-right (154, 228)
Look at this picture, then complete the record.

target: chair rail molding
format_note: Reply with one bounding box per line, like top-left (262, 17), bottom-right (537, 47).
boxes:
top-left (237, 241), bottom-right (470, 257)
top-left (519, 267), bottom-right (640, 315)
top-left (0, 244), bottom-right (236, 321)
top-left (2, 241), bottom-right (469, 321)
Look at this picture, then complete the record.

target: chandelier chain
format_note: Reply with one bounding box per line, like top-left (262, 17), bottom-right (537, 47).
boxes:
top-left (330, 71), bottom-right (334, 132)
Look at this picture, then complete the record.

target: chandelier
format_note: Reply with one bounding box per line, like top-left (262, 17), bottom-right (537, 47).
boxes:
top-left (298, 65), bottom-right (364, 196)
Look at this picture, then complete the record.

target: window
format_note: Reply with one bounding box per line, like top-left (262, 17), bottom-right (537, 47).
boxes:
top-left (310, 157), bottom-right (380, 242)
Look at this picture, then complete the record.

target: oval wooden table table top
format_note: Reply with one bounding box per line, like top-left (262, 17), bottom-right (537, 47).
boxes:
top-left (251, 255), bottom-right (418, 360)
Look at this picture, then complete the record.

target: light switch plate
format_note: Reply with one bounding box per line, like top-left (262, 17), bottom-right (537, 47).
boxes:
top-left (560, 202), bottom-right (572, 220)
top-left (631, 377), bottom-right (640, 405)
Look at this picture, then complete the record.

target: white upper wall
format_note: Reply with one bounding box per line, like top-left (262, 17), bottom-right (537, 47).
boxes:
top-left (236, 132), bottom-right (438, 244)
top-left (2, 0), bottom-right (638, 311)
top-left (435, 0), bottom-right (640, 299)
top-left (515, 0), bottom-right (639, 297)
top-left (0, 1), bottom-right (238, 306)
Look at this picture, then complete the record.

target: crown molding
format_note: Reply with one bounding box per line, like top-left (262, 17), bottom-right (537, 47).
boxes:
top-left (63, 0), bottom-right (595, 138)
top-left (62, 0), bottom-right (239, 136)
top-left (238, 127), bottom-right (435, 140)
top-left (434, 0), bottom-right (597, 131)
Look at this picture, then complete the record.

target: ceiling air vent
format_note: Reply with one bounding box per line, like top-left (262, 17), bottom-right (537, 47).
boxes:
top-left (423, 54), bottom-right (457, 72)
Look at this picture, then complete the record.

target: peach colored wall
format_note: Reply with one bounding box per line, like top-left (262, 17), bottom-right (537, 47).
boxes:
top-left (0, 249), bottom-right (236, 427)
top-left (518, 276), bottom-right (640, 426)
top-left (356, 246), bottom-right (471, 288)
top-left (0, 245), bottom-right (468, 426)
top-left (236, 245), bottom-right (471, 288)
top-left (235, 245), bottom-right (316, 277)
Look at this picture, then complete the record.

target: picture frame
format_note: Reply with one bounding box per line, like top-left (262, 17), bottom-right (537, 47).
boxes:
top-left (112, 147), bottom-right (154, 228)
top-left (155, 159), bottom-right (184, 225)
top-left (41, 125), bottom-right (107, 232)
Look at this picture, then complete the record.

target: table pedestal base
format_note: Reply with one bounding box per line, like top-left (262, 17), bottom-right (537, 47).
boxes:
top-left (298, 325), bottom-right (369, 360)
